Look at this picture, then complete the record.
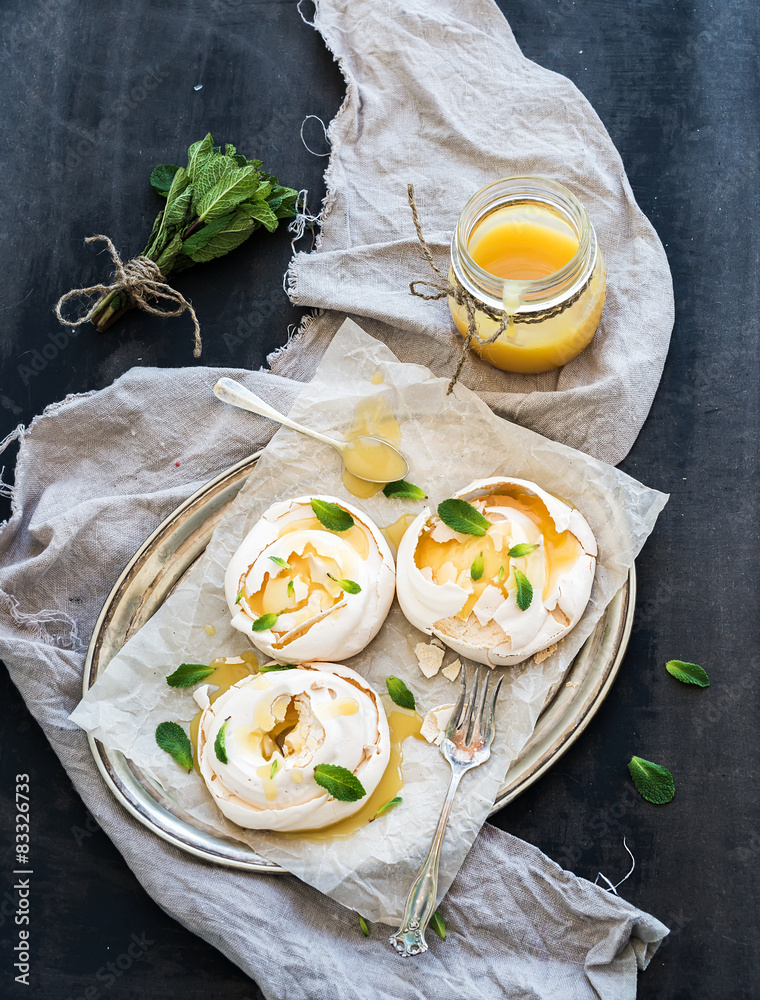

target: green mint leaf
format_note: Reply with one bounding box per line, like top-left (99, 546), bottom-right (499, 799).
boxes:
top-left (269, 759), bottom-right (278, 779)
top-left (328, 574), bottom-right (361, 595)
top-left (287, 580), bottom-right (295, 598)
top-left (214, 720), bottom-right (229, 765)
top-left (514, 569), bottom-right (533, 611)
top-left (235, 589), bottom-right (243, 605)
top-left (386, 675), bottom-right (415, 711)
top-left (628, 756), bottom-right (675, 804)
top-left (430, 910), bottom-right (446, 940)
top-left (470, 552), bottom-right (484, 581)
top-left (498, 565), bottom-right (506, 582)
top-left (508, 542), bottom-right (539, 558)
top-left (163, 251), bottom-right (195, 274)
top-left (373, 796), bottom-right (402, 820)
top-left (358, 915), bottom-right (370, 937)
top-left (269, 556), bottom-right (291, 569)
top-left (182, 211), bottom-right (237, 256)
top-left (382, 479), bottom-right (427, 500)
top-left (154, 232), bottom-right (184, 274)
top-left (155, 722), bottom-right (193, 771)
top-left (166, 663), bottom-right (214, 688)
top-left (196, 167), bottom-right (262, 222)
top-left (271, 186), bottom-right (299, 218)
top-left (186, 133), bottom-right (214, 182)
top-left (243, 198), bottom-right (279, 233)
top-left (161, 165), bottom-right (190, 218)
top-left (259, 663), bottom-right (297, 673)
top-left (183, 207), bottom-right (260, 264)
top-left (144, 167), bottom-right (191, 261)
top-left (665, 660), bottom-right (710, 687)
top-left (150, 163), bottom-right (180, 197)
top-left (313, 763), bottom-right (367, 802)
top-left (144, 209), bottom-right (165, 258)
top-left (162, 187), bottom-right (193, 231)
top-left (310, 499), bottom-right (354, 532)
top-left (193, 153), bottom-right (239, 204)
top-left (437, 498), bottom-right (489, 537)
top-left (252, 612), bottom-right (279, 632)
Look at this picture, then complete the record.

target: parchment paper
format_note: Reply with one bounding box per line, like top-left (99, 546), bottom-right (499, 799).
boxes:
top-left (71, 319), bottom-right (667, 923)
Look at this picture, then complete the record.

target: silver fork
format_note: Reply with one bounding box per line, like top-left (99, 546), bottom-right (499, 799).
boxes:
top-left (389, 664), bottom-right (503, 957)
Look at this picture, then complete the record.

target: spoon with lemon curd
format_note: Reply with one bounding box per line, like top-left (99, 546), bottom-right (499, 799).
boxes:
top-left (213, 377), bottom-right (409, 484)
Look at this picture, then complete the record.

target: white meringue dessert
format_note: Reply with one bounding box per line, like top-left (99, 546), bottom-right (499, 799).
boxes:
top-left (225, 495), bottom-right (395, 663)
top-left (197, 661), bottom-right (391, 832)
top-left (395, 477), bottom-right (597, 667)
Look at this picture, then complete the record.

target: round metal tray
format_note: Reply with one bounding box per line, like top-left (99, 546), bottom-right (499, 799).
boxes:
top-left (84, 453), bottom-right (635, 872)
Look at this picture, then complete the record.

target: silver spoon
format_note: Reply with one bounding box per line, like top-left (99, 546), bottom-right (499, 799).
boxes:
top-left (213, 377), bottom-right (409, 484)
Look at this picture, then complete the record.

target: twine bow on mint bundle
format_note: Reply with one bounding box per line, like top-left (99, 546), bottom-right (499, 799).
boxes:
top-left (54, 236), bottom-right (203, 356)
top-left (407, 183), bottom-right (511, 393)
top-left (54, 133), bottom-right (300, 358)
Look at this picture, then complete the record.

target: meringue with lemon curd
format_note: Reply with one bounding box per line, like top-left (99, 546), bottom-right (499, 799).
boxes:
top-left (197, 662), bottom-right (391, 831)
top-left (395, 477), bottom-right (597, 667)
top-left (225, 495), bottom-right (395, 663)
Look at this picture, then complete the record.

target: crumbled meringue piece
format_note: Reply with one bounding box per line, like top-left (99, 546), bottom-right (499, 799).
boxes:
top-left (421, 704), bottom-right (455, 745)
top-left (414, 641), bottom-right (445, 678)
top-left (472, 585), bottom-right (505, 627)
top-left (441, 658), bottom-right (462, 681)
top-left (193, 684), bottom-right (211, 711)
top-left (534, 642), bottom-right (558, 664)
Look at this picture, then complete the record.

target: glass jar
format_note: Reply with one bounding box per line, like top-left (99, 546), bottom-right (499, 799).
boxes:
top-left (448, 176), bottom-right (606, 374)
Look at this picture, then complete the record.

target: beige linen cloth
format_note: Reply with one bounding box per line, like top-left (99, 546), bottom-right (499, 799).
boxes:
top-left (0, 0), bottom-right (673, 995)
top-left (276, 0), bottom-right (674, 466)
top-left (0, 368), bottom-right (666, 1000)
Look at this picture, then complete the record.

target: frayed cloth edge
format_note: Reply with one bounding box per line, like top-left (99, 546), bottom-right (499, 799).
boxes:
top-left (1, 589), bottom-right (85, 653)
top-left (284, 0), bottom-right (355, 301)
top-left (266, 310), bottom-right (325, 372)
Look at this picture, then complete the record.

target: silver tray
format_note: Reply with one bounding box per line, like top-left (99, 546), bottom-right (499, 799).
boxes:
top-left (84, 452), bottom-right (635, 872)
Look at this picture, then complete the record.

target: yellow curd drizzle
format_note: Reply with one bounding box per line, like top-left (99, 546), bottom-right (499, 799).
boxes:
top-left (256, 763), bottom-right (279, 801)
top-left (189, 656), bottom-right (255, 772)
top-left (320, 697), bottom-right (360, 719)
top-left (382, 512), bottom-right (418, 556)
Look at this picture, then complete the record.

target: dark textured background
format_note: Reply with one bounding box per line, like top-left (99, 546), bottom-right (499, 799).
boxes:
top-left (1, 1), bottom-right (758, 997)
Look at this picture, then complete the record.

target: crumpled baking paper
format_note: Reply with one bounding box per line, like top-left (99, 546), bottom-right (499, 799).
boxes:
top-left (71, 318), bottom-right (667, 923)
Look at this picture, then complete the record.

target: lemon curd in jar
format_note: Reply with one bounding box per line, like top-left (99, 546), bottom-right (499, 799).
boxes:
top-left (448, 177), bottom-right (606, 374)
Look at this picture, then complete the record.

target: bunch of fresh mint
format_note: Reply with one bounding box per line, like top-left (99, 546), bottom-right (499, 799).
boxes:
top-left (90, 133), bottom-right (299, 331)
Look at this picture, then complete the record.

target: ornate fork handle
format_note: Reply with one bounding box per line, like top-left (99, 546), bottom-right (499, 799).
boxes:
top-left (389, 765), bottom-right (465, 956)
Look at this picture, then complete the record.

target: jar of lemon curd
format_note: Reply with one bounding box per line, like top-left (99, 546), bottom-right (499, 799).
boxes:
top-left (448, 176), bottom-right (606, 374)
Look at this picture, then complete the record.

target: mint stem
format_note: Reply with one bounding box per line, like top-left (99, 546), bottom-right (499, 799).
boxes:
top-left (90, 290), bottom-right (131, 331)
top-left (182, 218), bottom-right (203, 239)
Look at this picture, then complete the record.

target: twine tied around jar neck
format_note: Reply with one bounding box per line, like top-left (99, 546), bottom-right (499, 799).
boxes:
top-left (407, 184), bottom-right (510, 393)
top-left (54, 235), bottom-right (202, 357)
